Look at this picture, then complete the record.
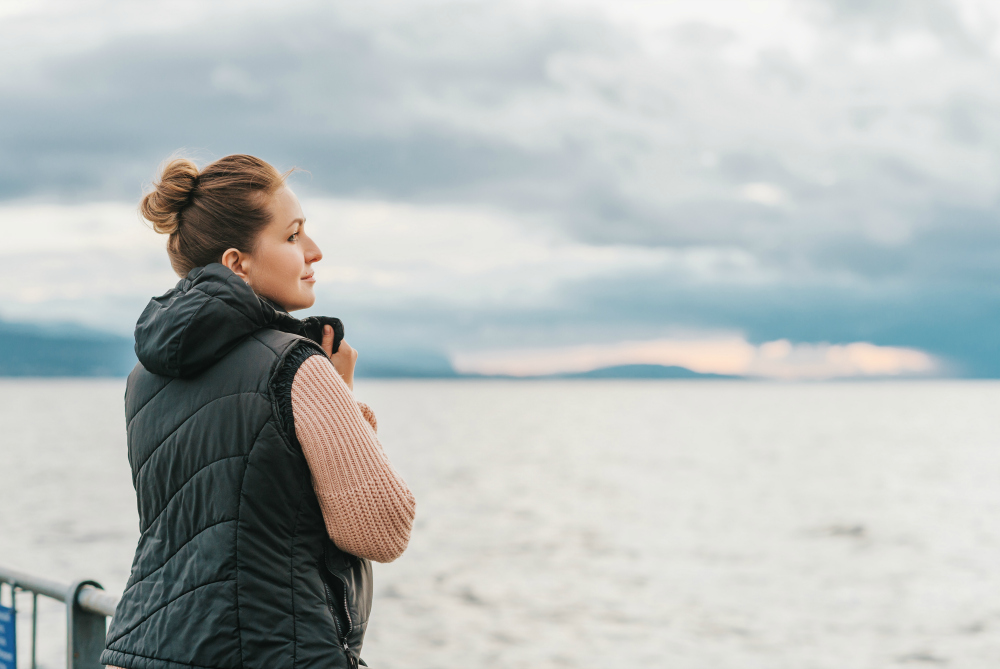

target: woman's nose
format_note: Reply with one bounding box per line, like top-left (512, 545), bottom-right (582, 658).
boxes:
top-left (304, 235), bottom-right (322, 263)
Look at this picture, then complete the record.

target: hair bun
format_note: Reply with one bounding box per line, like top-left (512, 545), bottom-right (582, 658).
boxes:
top-left (141, 158), bottom-right (200, 234)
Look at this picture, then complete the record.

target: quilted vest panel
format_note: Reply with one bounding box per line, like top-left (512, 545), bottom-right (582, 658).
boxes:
top-left (101, 327), bottom-right (369, 669)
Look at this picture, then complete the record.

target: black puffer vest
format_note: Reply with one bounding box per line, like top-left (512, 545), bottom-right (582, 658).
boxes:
top-left (101, 264), bottom-right (371, 669)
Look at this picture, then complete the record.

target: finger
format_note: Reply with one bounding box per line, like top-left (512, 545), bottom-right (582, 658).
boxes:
top-left (321, 324), bottom-right (333, 356)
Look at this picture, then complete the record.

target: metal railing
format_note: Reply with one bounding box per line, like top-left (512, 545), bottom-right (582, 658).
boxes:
top-left (0, 566), bottom-right (119, 669)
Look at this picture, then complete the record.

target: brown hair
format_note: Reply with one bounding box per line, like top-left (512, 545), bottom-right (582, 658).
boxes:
top-left (141, 154), bottom-right (290, 277)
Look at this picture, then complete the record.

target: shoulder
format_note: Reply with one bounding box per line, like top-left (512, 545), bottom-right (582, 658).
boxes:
top-left (252, 328), bottom-right (311, 358)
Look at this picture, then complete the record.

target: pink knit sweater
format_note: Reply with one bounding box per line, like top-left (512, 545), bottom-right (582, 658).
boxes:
top-left (291, 354), bottom-right (416, 563)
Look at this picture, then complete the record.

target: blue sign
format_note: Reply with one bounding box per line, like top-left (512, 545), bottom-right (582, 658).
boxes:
top-left (0, 604), bottom-right (14, 669)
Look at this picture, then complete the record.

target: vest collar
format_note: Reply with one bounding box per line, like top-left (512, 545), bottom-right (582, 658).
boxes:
top-left (134, 263), bottom-right (342, 378)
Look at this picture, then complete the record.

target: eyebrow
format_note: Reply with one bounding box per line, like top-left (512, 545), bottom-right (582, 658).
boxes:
top-left (286, 218), bottom-right (305, 230)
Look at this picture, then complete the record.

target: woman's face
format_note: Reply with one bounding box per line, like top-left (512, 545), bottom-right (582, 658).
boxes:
top-left (227, 186), bottom-right (323, 312)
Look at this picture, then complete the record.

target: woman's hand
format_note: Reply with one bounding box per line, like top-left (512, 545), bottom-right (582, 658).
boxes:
top-left (322, 324), bottom-right (358, 390)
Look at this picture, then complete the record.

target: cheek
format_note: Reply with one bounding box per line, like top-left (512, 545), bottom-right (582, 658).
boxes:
top-left (256, 246), bottom-right (302, 290)
top-left (282, 247), bottom-right (304, 278)
top-left (264, 246), bottom-right (301, 275)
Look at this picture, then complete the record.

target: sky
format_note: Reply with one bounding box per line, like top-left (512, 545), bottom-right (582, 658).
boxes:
top-left (2, 0), bottom-right (1000, 378)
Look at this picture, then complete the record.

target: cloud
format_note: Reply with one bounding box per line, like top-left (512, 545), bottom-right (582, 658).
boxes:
top-left (740, 182), bottom-right (787, 206)
top-left (0, 196), bottom-right (725, 329)
top-left (301, 197), bottom-right (771, 309)
top-left (2, 0), bottom-right (1000, 374)
top-left (3, 0), bottom-right (999, 281)
top-left (0, 200), bottom-right (175, 328)
top-left (1, 196), bottom-right (990, 377)
top-left (748, 339), bottom-right (937, 379)
top-left (451, 335), bottom-right (939, 379)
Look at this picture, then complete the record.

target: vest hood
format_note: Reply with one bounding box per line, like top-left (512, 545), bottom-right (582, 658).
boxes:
top-left (134, 263), bottom-right (343, 378)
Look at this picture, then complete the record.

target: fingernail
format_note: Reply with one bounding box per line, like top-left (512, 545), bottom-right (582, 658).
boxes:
top-left (324, 325), bottom-right (331, 334)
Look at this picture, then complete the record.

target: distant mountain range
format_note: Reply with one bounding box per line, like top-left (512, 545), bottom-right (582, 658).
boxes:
top-left (0, 320), bottom-right (137, 377)
top-left (457, 364), bottom-right (739, 380)
top-left (553, 364), bottom-right (739, 379)
top-left (0, 319), bottom-right (737, 379)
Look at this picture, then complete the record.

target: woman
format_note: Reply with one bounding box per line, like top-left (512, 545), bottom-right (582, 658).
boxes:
top-left (102, 155), bottom-right (415, 669)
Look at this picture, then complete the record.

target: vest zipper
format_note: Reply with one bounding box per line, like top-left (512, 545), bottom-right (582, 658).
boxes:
top-left (338, 579), bottom-right (357, 669)
top-left (325, 581), bottom-right (358, 669)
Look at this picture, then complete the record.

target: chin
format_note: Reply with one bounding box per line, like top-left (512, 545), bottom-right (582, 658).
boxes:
top-left (290, 292), bottom-right (316, 312)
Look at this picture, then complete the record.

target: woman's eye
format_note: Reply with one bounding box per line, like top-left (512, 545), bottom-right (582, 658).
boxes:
top-left (288, 233), bottom-right (299, 242)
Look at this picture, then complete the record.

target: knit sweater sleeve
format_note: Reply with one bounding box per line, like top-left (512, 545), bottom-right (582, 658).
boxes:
top-left (291, 354), bottom-right (415, 563)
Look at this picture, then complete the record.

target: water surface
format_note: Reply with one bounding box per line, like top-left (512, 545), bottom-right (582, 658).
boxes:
top-left (2, 379), bottom-right (999, 668)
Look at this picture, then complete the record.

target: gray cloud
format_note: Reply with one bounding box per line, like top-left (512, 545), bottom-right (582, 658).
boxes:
top-left (811, 0), bottom-right (970, 36)
top-left (0, 3), bottom-right (607, 197)
top-left (4, 0), bottom-right (1000, 372)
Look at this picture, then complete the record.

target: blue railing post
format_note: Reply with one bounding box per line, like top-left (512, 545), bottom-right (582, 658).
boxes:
top-left (0, 584), bottom-right (14, 669)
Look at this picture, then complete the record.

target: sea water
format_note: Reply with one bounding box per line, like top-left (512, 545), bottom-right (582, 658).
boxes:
top-left (2, 379), bottom-right (1000, 668)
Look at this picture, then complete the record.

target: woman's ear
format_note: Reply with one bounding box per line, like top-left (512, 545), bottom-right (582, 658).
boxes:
top-left (221, 247), bottom-right (251, 281)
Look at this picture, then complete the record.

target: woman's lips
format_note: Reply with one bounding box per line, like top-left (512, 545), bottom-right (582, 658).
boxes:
top-left (301, 273), bottom-right (315, 283)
